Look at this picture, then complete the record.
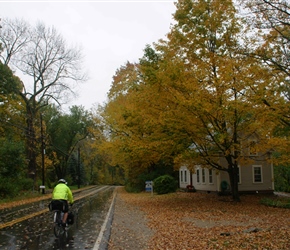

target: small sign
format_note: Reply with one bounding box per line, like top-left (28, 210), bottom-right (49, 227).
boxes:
top-left (39, 185), bottom-right (45, 189)
top-left (145, 181), bottom-right (153, 192)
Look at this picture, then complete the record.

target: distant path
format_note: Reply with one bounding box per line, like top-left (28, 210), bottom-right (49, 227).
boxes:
top-left (274, 191), bottom-right (290, 198)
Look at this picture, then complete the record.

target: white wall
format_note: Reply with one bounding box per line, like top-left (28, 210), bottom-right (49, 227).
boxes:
top-left (191, 166), bottom-right (219, 192)
top-left (179, 166), bottom-right (191, 188)
top-left (181, 162), bottom-right (274, 193)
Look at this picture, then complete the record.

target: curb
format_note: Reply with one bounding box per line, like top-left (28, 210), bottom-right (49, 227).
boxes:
top-left (93, 187), bottom-right (117, 250)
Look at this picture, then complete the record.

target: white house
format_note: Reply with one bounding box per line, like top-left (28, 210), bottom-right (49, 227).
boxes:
top-left (179, 155), bottom-right (274, 194)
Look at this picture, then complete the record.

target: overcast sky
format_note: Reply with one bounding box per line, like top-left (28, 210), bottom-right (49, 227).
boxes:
top-left (1, 0), bottom-right (176, 111)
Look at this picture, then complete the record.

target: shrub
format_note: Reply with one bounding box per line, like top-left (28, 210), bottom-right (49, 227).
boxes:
top-left (0, 178), bottom-right (20, 198)
top-left (124, 180), bottom-right (144, 193)
top-left (153, 174), bottom-right (178, 195)
top-left (274, 164), bottom-right (290, 192)
top-left (260, 197), bottom-right (290, 209)
top-left (19, 177), bottom-right (34, 191)
top-left (0, 176), bottom-right (36, 199)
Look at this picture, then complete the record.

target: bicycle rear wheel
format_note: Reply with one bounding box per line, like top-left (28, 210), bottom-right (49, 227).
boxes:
top-left (54, 224), bottom-right (63, 238)
top-left (53, 211), bottom-right (64, 238)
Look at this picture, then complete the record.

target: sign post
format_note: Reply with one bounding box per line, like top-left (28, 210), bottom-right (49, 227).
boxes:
top-left (145, 181), bottom-right (153, 196)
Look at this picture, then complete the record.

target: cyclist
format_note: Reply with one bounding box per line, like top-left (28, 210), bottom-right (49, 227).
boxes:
top-left (52, 179), bottom-right (74, 227)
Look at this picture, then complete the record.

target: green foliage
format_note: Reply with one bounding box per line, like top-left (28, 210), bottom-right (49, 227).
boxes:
top-left (44, 105), bottom-right (93, 180)
top-left (0, 177), bottom-right (19, 198)
top-left (124, 181), bottom-right (143, 193)
top-left (124, 173), bottom-right (147, 193)
top-left (141, 163), bottom-right (175, 184)
top-left (124, 172), bottom-right (155, 193)
top-left (0, 177), bottom-right (34, 198)
top-left (0, 62), bottom-right (22, 98)
top-left (67, 154), bottom-right (78, 184)
top-left (124, 161), bottom-right (176, 193)
top-left (19, 177), bottom-right (34, 191)
top-left (0, 139), bottom-right (25, 178)
top-left (67, 153), bottom-right (87, 186)
top-left (153, 174), bottom-right (178, 195)
top-left (260, 197), bottom-right (290, 209)
top-left (274, 165), bottom-right (290, 192)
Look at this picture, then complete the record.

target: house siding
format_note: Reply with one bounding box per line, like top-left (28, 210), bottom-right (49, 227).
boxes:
top-left (181, 159), bottom-right (274, 193)
top-left (192, 167), bottom-right (219, 192)
top-left (179, 166), bottom-right (191, 189)
top-left (239, 162), bottom-right (274, 192)
top-left (179, 134), bottom-right (274, 193)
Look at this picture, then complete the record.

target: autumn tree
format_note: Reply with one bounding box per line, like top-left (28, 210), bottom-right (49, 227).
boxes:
top-left (0, 21), bottom-right (25, 140)
top-left (0, 62), bottom-right (24, 133)
top-left (0, 18), bottom-right (86, 180)
top-left (100, 0), bottom-right (287, 198)
top-left (238, 0), bottom-right (290, 126)
top-left (102, 62), bottom-right (149, 188)
top-left (79, 106), bottom-right (120, 185)
top-left (101, 59), bottom-right (179, 190)
top-left (239, 0), bottom-right (290, 172)
top-left (137, 0), bottom-right (280, 201)
top-left (0, 62), bottom-right (31, 196)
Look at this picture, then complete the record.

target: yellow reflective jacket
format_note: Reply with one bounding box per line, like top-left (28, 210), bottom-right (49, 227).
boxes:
top-left (52, 183), bottom-right (74, 204)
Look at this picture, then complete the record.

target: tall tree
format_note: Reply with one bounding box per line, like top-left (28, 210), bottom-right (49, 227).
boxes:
top-left (138, 0), bottom-right (279, 201)
top-left (239, 0), bottom-right (290, 166)
top-left (239, 0), bottom-right (290, 127)
top-left (0, 18), bottom-right (86, 179)
top-left (102, 62), bottom-right (146, 181)
top-left (102, 60), bottom-right (177, 188)
top-left (45, 105), bottom-right (92, 180)
top-left (0, 60), bottom-right (28, 196)
top-left (99, 0), bottom-right (288, 196)
top-left (0, 62), bottom-right (24, 133)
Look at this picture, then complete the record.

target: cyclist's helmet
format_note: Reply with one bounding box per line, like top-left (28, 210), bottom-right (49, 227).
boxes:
top-left (58, 179), bottom-right (67, 184)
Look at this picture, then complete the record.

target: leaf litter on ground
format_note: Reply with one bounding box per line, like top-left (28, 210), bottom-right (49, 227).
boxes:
top-left (116, 188), bottom-right (290, 250)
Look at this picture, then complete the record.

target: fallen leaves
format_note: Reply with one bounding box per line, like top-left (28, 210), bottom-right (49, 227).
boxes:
top-left (117, 188), bottom-right (290, 250)
top-left (0, 193), bottom-right (52, 210)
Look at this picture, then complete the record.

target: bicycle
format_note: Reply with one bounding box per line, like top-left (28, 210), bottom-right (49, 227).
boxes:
top-left (49, 200), bottom-right (74, 238)
top-left (53, 209), bottom-right (68, 238)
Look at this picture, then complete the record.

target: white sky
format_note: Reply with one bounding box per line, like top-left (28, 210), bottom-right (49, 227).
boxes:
top-left (0, 0), bottom-right (176, 110)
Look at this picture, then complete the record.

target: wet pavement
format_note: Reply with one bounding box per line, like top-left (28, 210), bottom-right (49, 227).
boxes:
top-left (0, 186), bottom-right (115, 250)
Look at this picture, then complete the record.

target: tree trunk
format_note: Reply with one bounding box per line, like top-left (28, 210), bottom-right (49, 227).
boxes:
top-left (26, 110), bottom-right (37, 180)
top-left (228, 165), bottom-right (240, 202)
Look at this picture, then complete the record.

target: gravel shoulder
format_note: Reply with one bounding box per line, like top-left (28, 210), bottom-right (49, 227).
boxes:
top-left (108, 187), bottom-right (154, 250)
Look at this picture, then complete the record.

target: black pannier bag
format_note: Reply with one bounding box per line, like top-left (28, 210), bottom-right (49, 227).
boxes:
top-left (48, 200), bottom-right (65, 211)
top-left (67, 211), bottom-right (74, 225)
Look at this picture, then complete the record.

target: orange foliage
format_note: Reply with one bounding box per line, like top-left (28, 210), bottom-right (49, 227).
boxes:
top-left (119, 189), bottom-right (290, 249)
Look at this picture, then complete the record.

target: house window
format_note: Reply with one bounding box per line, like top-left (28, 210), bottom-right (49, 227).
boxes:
top-left (196, 169), bottom-right (200, 183)
top-left (184, 170), bottom-right (187, 183)
top-left (253, 165), bottom-right (263, 183)
top-left (209, 169), bottom-right (213, 184)
top-left (202, 168), bottom-right (205, 183)
top-left (180, 170), bottom-right (183, 182)
top-left (249, 140), bottom-right (258, 156)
